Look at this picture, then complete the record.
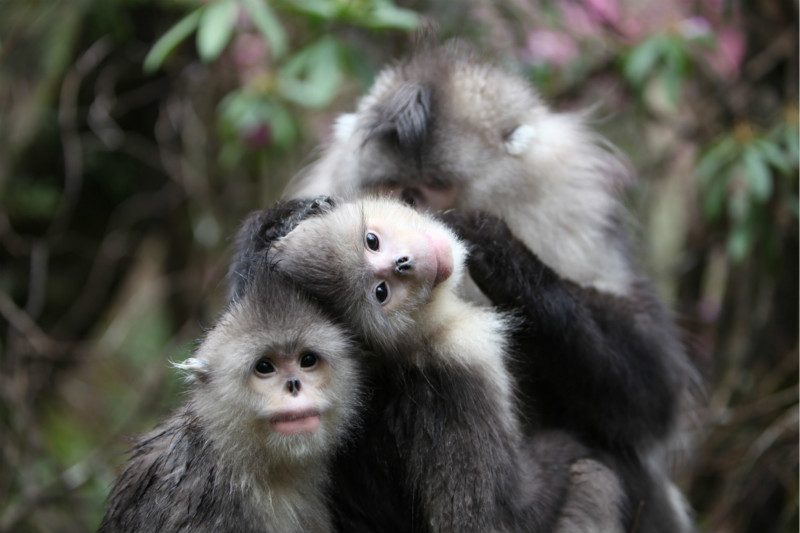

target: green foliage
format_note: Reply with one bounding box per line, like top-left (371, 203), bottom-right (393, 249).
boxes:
top-left (1, 2), bottom-right (796, 532)
top-left (241, 0), bottom-right (288, 58)
top-left (622, 32), bottom-right (696, 107)
top-left (277, 0), bottom-right (419, 29)
top-left (696, 118), bottom-right (798, 262)
top-left (143, 0), bottom-right (419, 168)
top-left (145, 0), bottom-right (417, 73)
top-left (197, 0), bottom-right (238, 62)
top-left (276, 35), bottom-right (347, 109)
top-left (143, 8), bottom-right (204, 73)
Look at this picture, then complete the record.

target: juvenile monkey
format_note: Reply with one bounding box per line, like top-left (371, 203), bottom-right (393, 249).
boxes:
top-left (285, 42), bottom-right (697, 532)
top-left (98, 265), bottom-right (361, 533)
top-left (233, 196), bottom-right (624, 533)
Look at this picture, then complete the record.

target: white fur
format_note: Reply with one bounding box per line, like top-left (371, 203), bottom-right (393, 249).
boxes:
top-left (504, 124), bottom-right (537, 155)
top-left (332, 113), bottom-right (358, 141)
top-left (174, 293), bottom-right (360, 533)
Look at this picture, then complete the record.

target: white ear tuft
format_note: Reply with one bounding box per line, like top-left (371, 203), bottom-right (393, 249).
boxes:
top-left (173, 357), bottom-right (210, 383)
top-left (504, 124), bottom-right (537, 156)
top-left (332, 113), bottom-right (358, 141)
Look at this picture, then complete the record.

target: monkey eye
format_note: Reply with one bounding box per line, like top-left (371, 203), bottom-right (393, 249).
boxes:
top-left (299, 352), bottom-right (318, 369)
top-left (365, 232), bottom-right (380, 251)
top-left (254, 359), bottom-right (276, 377)
top-left (375, 281), bottom-right (389, 304)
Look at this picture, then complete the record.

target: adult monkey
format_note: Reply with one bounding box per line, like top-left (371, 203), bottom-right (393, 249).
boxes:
top-left (284, 42), bottom-right (698, 532)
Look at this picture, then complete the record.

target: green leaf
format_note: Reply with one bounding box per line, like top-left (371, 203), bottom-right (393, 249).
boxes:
top-left (241, 0), bottom-right (289, 59)
top-left (264, 101), bottom-right (297, 149)
top-left (662, 37), bottom-right (689, 105)
top-left (196, 0), bottom-right (237, 63)
top-left (218, 91), bottom-right (298, 149)
top-left (727, 180), bottom-right (750, 221)
top-left (623, 35), bottom-right (665, 88)
top-left (363, 4), bottom-right (420, 30)
top-left (742, 145), bottom-right (773, 202)
top-left (277, 36), bottom-right (345, 109)
top-left (695, 136), bottom-right (738, 187)
top-left (701, 169), bottom-right (728, 222)
top-left (726, 220), bottom-right (753, 262)
top-left (279, 0), bottom-right (339, 19)
top-left (144, 8), bottom-right (203, 73)
top-left (754, 138), bottom-right (791, 175)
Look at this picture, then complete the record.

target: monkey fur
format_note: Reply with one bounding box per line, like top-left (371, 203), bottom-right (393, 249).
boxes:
top-left (284, 42), bottom-right (698, 532)
top-left (98, 266), bottom-right (362, 533)
top-left (232, 196), bottom-right (626, 533)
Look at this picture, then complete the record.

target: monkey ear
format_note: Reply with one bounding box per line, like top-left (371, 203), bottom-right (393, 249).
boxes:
top-left (504, 124), bottom-right (537, 156)
top-left (333, 113), bottom-right (358, 141)
top-left (173, 357), bottom-right (211, 384)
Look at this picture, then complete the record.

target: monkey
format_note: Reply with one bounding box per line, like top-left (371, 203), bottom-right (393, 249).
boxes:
top-left (98, 264), bottom-right (362, 533)
top-left (231, 195), bottom-right (626, 533)
top-left (283, 42), bottom-right (698, 532)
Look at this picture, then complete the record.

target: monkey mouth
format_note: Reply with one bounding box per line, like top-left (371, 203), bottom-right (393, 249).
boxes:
top-left (270, 409), bottom-right (322, 435)
top-left (426, 232), bottom-right (454, 286)
top-left (434, 258), bottom-right (453, 286)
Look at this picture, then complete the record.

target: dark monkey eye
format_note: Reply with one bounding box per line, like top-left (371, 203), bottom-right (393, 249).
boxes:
top-left (299, 352), bottom-right (318, 368)
top-left (254, 359), bottom-right (276, 376)
top-left (375, 281), bottom-right (389, 304)
top-left (365, 232), bottom-right (380, 251)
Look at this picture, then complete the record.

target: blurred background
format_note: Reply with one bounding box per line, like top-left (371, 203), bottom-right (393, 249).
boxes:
top-left (0, 0), bottom-right (797, 531)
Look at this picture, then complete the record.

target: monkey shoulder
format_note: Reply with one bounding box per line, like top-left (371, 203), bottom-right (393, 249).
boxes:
top-left (99, 409), bottom-right (266, 533)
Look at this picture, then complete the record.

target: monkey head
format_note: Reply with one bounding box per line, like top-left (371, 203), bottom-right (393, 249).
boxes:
top-left (178, 268), bottom-right (361, 464)
top-left (268, 197), bottom-right (467, 355)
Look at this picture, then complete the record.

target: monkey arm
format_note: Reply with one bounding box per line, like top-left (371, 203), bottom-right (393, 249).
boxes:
top-left (439, 211), bottom-right (685, 453)
top-left (229, 196), bottom-right (337, 299)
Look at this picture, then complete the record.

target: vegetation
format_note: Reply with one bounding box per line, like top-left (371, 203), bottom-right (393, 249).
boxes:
top-left (1, 0), bottom-right (796, 531)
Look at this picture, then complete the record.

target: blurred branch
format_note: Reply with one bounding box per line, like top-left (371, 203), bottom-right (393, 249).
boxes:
top-left (0, 292), bottom-right (75, 358)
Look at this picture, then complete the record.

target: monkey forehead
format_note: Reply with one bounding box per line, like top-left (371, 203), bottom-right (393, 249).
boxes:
top-left (198, 289), bottom-right (355, 368)
top-left (272, 201), bottom-right (368, 279)
top-left (362, 50), bottom-right (542, 140)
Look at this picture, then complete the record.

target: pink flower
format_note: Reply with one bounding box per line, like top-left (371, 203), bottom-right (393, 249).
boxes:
top-left (581, 0), bottom-right (620, 25)
top-left (709, 27), bottom-right (746, 80)
top-left (560, 3), bottom-right (602, 37)
top-left (523, 30), bottom-right (579, 67)
top-left (232, 33), bottom-right (269, 83)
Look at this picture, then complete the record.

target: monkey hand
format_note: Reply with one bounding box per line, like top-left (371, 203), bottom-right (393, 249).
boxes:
top-left (437, 210), bottom-right (549, 310)
top-left (230, 196), bottom-right (339, 300)
top-left (254, 196), bottom-right (338, 251)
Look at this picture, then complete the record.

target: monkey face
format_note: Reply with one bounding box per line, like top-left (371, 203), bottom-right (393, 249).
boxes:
top-left (362, 206), bottom-right (454, 313)
top-left (186, 280), bottom-right (361, 460)
top-left (270, 198), bottom-right (466, 352)
top-left (248, 348), bottom-right (331, 435)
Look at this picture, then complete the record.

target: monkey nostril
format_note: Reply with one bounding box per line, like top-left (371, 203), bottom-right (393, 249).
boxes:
top-left (286, 379), bottom-right (302, 395)
top-left (395, 256), bottom-right (413, 273)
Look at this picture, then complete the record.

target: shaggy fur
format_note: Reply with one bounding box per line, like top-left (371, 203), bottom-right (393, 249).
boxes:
top-left (238, 197), bottom-right (625, 533)
top-left (284, 42), bottom-right (698, 533)
top-left (98, 269), bottom-right (362, 533)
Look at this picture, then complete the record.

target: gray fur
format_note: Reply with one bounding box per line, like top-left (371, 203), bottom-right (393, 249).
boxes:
top-left (283, 41), bottom-right (697, 532)
top-left (266, 197), bottom-right (625, 533)
top-left (98, 269), bottom-right (361, 533)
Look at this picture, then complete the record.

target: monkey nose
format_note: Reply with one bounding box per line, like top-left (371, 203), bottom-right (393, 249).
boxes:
top-left (285, 379), bottom-right (301, 396)
top-left (395, 256), bottom-right (413, 274)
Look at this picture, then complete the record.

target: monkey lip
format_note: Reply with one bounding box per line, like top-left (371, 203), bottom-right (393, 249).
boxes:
top-left (428, 233), bottom-right (454, 286)
top-left (270, 409), bottom-right (322, 435)
top-left (434, 258), bottom-right (453, 286)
